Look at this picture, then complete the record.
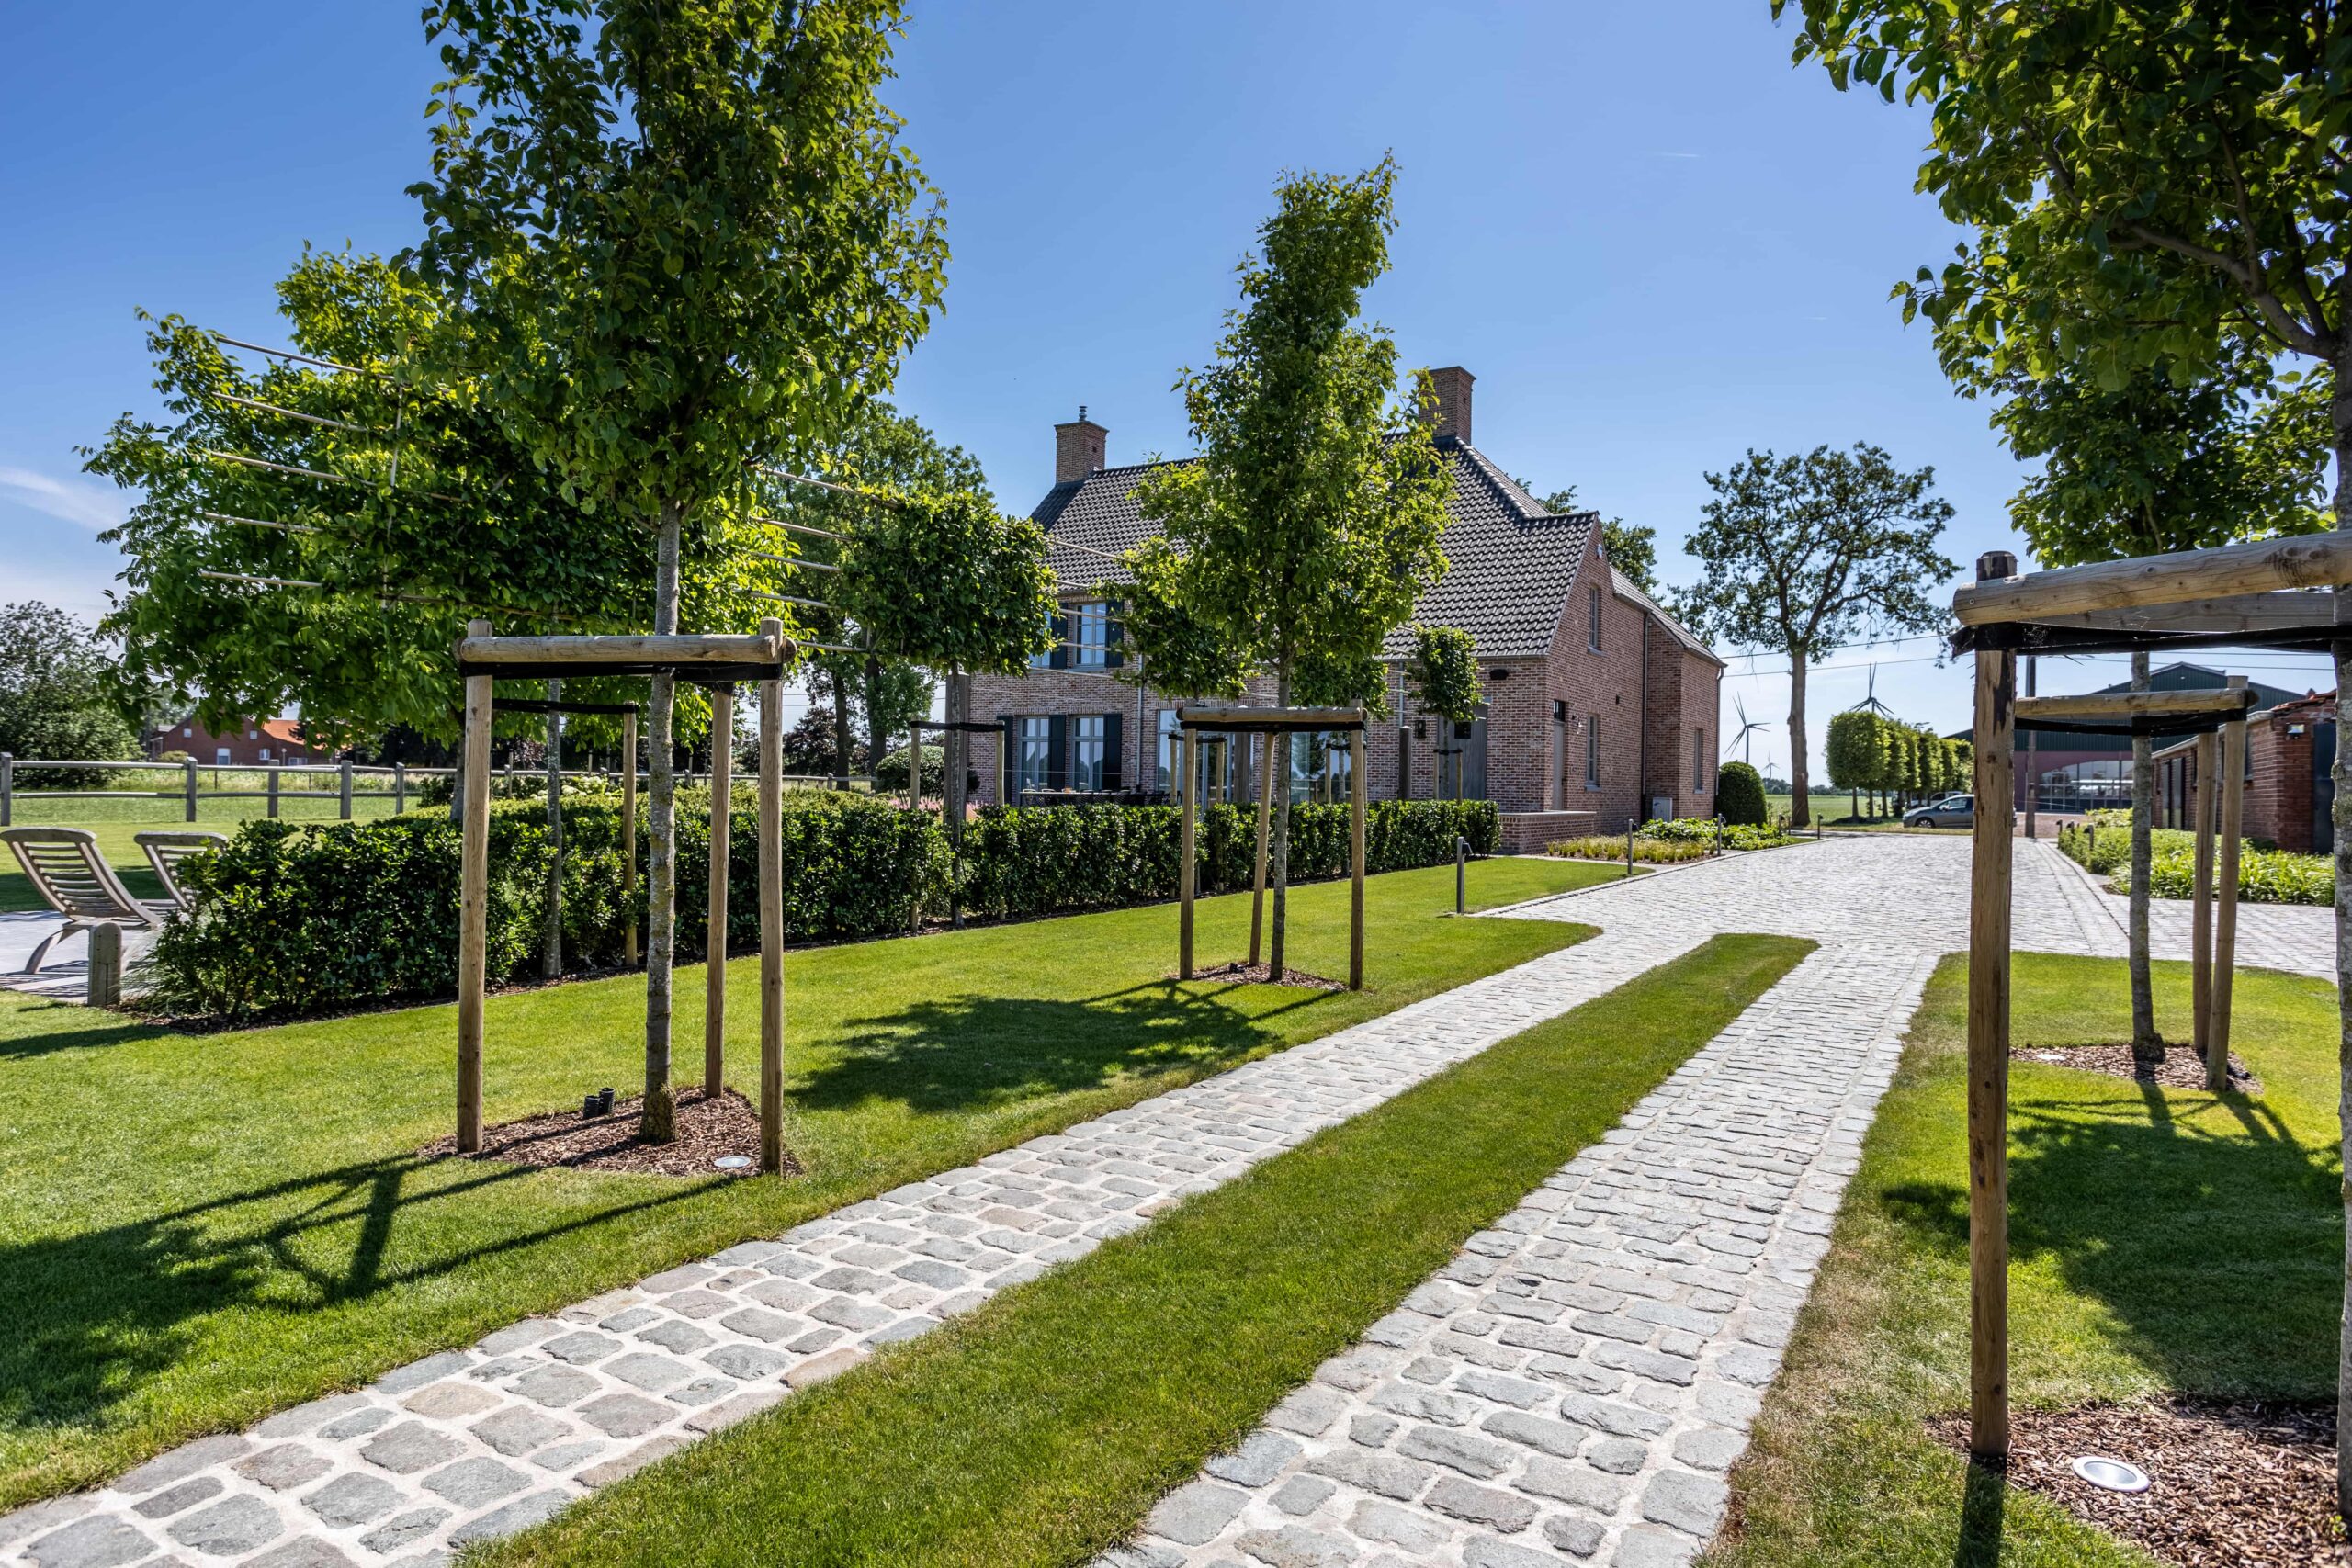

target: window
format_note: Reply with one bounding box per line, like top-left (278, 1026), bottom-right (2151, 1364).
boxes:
top-left (1584, 715), bottom-right (1601, 790)
top-left (1070, 602), bottom-right (1112, 668)
top-left (1692, 728), bottom-right (1706, 792)
top-left (215, 747), bottom-right (232, 765)
top-left (1155, 710), bottom-right (1180, 792)
top-left (1288, 730), bottom-right (1352, 805)
top-left (1589, 584), bottom-right (1603, 651)
top-left (259, 748), bottom-right (272, 762)
top-left (1071, 716), bottom-right (1106, 790)
top-left (1014, 716), bottom-right (1053, 795)
top-left (1553, 702), bottom-right (1570, 808)
top-left (181, 727), bottom-right (192, 738)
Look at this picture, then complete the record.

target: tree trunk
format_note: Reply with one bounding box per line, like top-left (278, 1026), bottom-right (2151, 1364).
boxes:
top-left (832, 670), bottom-right (854, 784)
top-left (640, 501), bottom-right (682, 1144)
top-left (543, 678), bottom-right (563, 979)
top-left (865, 654), bottom-right (887, 796)
top-left (2129, 650), bottom-right (2160, 1062)
top-left (1268, 662), bottom-right (1293, 982)
top-left (2328, 329), bottom-right (2350, 1520)
top-left (1787, 653), bottom-right (1812, 828)
top-left (945, 671), bottom-right (968, 929)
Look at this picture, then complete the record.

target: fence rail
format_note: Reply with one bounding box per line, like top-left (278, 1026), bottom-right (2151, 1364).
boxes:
top-left (0, 754), bottom-right (875, 827)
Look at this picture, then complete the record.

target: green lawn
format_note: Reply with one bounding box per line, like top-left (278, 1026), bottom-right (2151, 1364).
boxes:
top-left (1704, 953), bottom-right (2342, 1567)
top-left (0, 854), bottom-right (1611, 1508)
top-left (477, 933), bottom-right (1814, 1568)
top-left (0, 798), bottom-right (407, 913)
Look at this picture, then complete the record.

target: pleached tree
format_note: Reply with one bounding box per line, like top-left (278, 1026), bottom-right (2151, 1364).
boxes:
top-left (407, 0), bottom-right (946, 1142)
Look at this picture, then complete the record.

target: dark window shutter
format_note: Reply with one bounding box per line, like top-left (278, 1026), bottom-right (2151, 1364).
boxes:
top-left (1102, 711), bottom-right (1123, 792)
top-left (1104, 602), bottom-right (1125, 670)
top-left (1048, 611), bottom-right (1069, 670)
top-left (1047, 715), bottom-right (1069, 788)
top-left (1001, 715), bottom-right (1019, 802)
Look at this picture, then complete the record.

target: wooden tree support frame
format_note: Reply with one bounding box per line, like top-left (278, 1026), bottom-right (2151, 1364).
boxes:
top-left (456, 621), bottom-right (795, 1174)
top-left (1955, 538), bottom-right (2352, 1467)
top-left (1175, 705), bottom-right (1369, 991)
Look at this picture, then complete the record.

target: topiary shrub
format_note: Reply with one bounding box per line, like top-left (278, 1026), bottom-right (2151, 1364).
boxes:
top-left (1717, 761), bottom-right (1768, 826)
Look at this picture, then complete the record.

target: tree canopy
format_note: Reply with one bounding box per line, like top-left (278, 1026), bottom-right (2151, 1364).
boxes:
top-left (1405, 624), bottom-right (1480, 726)
top-left (0, 603), bottom-right (142, 783)
top-left (1536, 485), bottom-right (1659, 597)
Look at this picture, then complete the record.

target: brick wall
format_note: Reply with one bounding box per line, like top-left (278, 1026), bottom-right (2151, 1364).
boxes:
top-left (2245, 706), bottom-right (2318, 850)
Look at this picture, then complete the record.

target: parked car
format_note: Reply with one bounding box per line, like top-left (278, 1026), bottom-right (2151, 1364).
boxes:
top-left (1903, 794), bottom-right (1974, 829)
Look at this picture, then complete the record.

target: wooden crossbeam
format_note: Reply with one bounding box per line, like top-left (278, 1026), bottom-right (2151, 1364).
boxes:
top-left (2022, 589), bottom-right (2337, 637)
top-left (2013, 690), bottom-right (2255, 723)
top-left (1178, 705), bottom-right (1367, 733)
top-left (1953, 533), bottom-right (2352, 626)
top-left (454, 632), bottom-right (790, 667)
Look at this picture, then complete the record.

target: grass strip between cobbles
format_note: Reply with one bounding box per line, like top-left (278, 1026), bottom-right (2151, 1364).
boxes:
top-left (474, 932), bottom-right (1815, 1568)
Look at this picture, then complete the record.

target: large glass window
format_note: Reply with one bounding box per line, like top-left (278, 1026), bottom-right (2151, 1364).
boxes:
top-left (1071, 601), bottom-right (1112, 667)
top-left (1288, 730), bottom-right (1354, 805)
top-left (1155, 709), bottom-right (1180, 792)
top-left (1014, 716), bottom-right (1053, 795)
top-left (1071, 716), bottom-right (1106, 791)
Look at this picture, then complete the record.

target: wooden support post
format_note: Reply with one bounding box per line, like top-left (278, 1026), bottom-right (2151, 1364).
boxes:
top-left (758, 636), bottom-right (785, 1175)
top-left (1349, 723), bottom-right (1366, 991)
top-left (339, 757), bottom-right (354, 820)
top-left (267, 768), bottom-right (279, 819)
top-left (2022, 655), bottom-right (2037, 840)
top-left (705, 683), bottom-right (733, 1098)
top-left (1250, 735), bottom-right (1274, 965)
top-left (393, 761), bottom-right (406, 816)
top-left (543, 679), bottom-right (563, 981)
top-left (87, 922), bottom-right (122, 1009)
top-left (1179, 732), bottom-right (1196, 981)
top-left (457, 619), bottom-right (493, 1155)
top-left (2210, 693), bottom-right (2247, 1089)
top-left (1966, 556), bottom-right (2017, 1463)
top-left (2191, 731), bottom-right (2218, 1066)
top-left (184, 757), bottom-right (198, 822)
top-left (623, 707), bottom-right (639, 967)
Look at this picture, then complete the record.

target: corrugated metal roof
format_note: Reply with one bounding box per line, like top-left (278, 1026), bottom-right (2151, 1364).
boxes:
top-left (1029, 435), bottom-right (1711, 660)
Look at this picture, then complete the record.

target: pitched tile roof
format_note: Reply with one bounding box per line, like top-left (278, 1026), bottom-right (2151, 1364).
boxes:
top-left (1031, 435), bottom-right (1713, 661)
top-left (1611, 567), bottom-right (1724, 668)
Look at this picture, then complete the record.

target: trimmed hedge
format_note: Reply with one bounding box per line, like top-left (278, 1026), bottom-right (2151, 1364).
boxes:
top-left (141, 795), bottom-right (1498, 1019)
top-left (1716, 761), bottom-right (1767, 826)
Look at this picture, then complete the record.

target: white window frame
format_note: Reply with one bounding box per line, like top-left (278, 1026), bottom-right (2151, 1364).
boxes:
top-left (1155, 709), bottom-right (1181, 792)
top-left (1014, 716), bottom-right (1053, 794)
top-left (215, 747), bottom-right (232, 765)
top-left (1070, 601), bottom-right (1111, 668)
top-left (1071, 715), bottom-right (1106, 791)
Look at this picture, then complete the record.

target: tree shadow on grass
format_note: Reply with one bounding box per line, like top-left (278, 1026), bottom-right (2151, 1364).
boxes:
top-left (1877, 1080), bottom-right (2339, 1402)
top-left (795, 978), bottom-right (1334, 1117)
top-left (0, 1002), bottom-right (172, 1061)
top-left (0, 1151), bottom-right (718, 1441)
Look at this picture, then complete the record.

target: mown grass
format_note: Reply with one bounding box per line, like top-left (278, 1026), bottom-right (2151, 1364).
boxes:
top-left (1704, 953), bottom-right (2342, 1567)
top-left (477, 932), bottom-right (1815, 1568)
top-left (0, 854), bottom-right (1611, 1508)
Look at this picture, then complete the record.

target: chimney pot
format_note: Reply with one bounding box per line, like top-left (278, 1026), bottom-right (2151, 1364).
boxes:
top-left (1421, 367), bottom-right (1474, 444)
top-left (1054, 410), bottom-right (1107, 485)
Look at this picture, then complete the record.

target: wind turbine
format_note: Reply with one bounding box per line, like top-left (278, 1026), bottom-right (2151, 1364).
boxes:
top-left (1726, 694), bottom-right (1767, 764)
top-left (1848, 663), bottom-right (1898, 718)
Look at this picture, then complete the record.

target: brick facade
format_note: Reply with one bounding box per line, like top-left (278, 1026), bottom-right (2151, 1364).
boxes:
top-left (2244, 694), bottom-right (2331, 851)
top-left (145, 715), bottom-right (318, 767)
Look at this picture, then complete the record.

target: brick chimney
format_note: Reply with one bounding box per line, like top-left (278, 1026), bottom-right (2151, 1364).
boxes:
top-left (1422, 366), bottom-right (1474, 444)
top-left (1054, 407), bottom-right (1107, 485)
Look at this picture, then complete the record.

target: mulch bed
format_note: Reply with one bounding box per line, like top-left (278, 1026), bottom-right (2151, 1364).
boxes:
top-left (420, 1087), bottom-right (797, 1179)
top-left (1179, 960), bottom-right (1346, 992)
top-left (1929, 1399), bottom-right (2345, 1565)
top-left (2013, 1043), bottom-right (2263, 1096)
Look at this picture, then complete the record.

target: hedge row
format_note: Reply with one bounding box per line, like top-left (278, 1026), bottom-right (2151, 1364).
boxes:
top-left (144, 795), bottom-right (1498, 1019)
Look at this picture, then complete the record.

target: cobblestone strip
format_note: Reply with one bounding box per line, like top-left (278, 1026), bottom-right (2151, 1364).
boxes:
top-left (1103, 943), bottom-right (1939, 1568)
top-left (3, 926), bottom-right (1704, 1568)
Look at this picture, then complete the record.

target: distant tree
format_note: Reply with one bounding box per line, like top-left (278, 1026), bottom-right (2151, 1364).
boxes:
top-left (1825, 709), bottom-right (1885, 821)
top-left (408, 0), bottom-right (947, 1142)
top-left (1677, 444), bottom-right (1957, 828)
top-left (0, 603), bottom-right (141, 787)
top-left (1716, 761), bottom-right (1768, 827)
top-left (1534, 484), bottom-right (1660, 597)
top-left (1129, 157), bottom-right (1451, 980)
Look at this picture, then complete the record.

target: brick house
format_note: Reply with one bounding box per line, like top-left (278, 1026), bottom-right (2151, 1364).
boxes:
top-left (967, 367), bottom-right (1724, 852)
top-left (145, 715), bottom-right (318, 767)
top-left (1973, 660), bottom-right (2303, 811)
top-left (2151, 689), bottom-right (2335, 852)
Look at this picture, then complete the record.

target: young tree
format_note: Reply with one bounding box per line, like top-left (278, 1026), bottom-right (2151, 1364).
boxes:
top-left (408, 0), bottom-right (947, 1142)
top-left (1130, 157), bottom-right (1451, 981)
top-left (1677, 445), bottom-right (1958, 828)
top-left (1406, 625), bottom-right (1480, 800)
top-left (1981, 349), bottom-right (2327, 1063)
top-left (1536, 486), bottom-right (1660, 598)
top-left (0, 603), bottom-right (142, 786)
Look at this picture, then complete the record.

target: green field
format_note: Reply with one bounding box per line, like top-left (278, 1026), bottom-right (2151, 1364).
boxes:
top-left (1, 795), bottom-right (410, 913)
top-left (0, 854), bottom-right (1613, 1508)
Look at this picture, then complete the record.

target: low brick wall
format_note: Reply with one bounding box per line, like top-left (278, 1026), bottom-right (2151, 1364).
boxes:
top-left (1498, 809), bottom-right (1600, 853)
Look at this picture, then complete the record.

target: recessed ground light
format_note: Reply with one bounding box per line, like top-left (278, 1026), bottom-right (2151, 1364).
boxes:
top-left (2071, 1455), bottom-right (2151, 1492)
top-left (713, 1155), bottom-right (752, 1171)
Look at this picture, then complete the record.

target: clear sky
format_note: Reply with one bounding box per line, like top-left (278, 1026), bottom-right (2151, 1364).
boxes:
top-left (3, 3), bottom-right (2334, 759)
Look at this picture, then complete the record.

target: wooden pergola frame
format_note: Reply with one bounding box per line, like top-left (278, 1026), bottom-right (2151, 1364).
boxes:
top-left (452, 619), bottom-right (796, 1173)
top-left (1174, 705), bottom-right (1368, 991)
top-left (1955, 540), bottom-right (2352, 1462)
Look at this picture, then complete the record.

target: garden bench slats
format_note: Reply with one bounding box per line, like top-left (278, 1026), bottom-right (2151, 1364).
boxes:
top-left (3, 826), bottom-right (173, 974)
top-left (135, 829), bottom-right (228, 910)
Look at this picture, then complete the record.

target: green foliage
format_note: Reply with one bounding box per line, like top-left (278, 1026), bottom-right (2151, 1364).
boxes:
top-left (1128, 156), bottom-right (1451, 694)
top-left (1716, 760), bottom-right (1769, 826)
top-left (670, 788), bottom-right (947, 958)
top-left (1825, 709), bottom-right (1956, 800)
top-left (0, 602), bottom-right (141, 787)
top-left (1721, 823), bottom-right (1802, 851)
top-left (2109, 843), bottom-right (2334, 907)
top-left (1405, 625), bottom-right (1480, 726)
top-left (873, 742), bottom-right (944, 795)
top-left (1536, 486), bottom-right (1658, 597)
top-left (1111, 536), bottom-right (1250, 700)
top-left (1781, 0), bottom-right (2346, 511)
top-left (833, 491), bottom-right (1057, 676)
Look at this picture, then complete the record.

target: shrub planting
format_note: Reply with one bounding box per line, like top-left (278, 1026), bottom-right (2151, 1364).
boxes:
top-left (2109, 843), bottom-right (2332, 906)
top-left (1716, 760), bottom-right (1768, 826)
top-left (1547, 835), bottom-right (1704, 864)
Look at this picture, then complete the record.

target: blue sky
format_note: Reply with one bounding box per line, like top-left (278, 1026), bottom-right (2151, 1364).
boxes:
top-left (3, 3), bottom-right (2333, 762)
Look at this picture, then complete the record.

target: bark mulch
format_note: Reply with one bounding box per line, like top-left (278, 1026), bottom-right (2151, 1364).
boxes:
top-left (1930, 1399), bottom-right (2344, 1566)
top-left (2014, 1043), bottom-right (2263, 1097)
top-left (1180, 960), bottom-right (1345, 992)
top-left (420, 1087), bottom-right (797, 1179)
